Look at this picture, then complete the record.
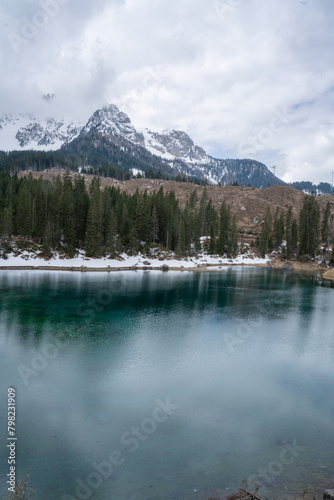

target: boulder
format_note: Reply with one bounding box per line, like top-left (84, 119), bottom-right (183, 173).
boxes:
top-left (143, 261), bottom-right (151, 266)
top-left (324, 490), bottom-right (334, 500)
top-left (267, 261), bottom-right (272, 268)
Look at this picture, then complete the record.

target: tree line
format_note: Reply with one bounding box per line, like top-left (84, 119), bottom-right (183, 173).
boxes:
top-left (0, 171), bottom-right (333, 262)
top-left (0, 172), bottom-right (237, 259)
top-left (256, 195), bottom-right (334, 262)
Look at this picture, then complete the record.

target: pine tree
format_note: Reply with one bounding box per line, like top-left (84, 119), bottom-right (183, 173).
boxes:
top-left (61, 172), bottom-right (76, 257)
top-left (105, 208), bottom-right (119, 257)
top-left (1, 207), bottom-right (13, 241)
top-left (165, 191), bottom-right (180, 251)
top-left (258, 207), bottom-right (272, 258)
top-left (42, 221), bottom-right (54, 257)
top-left (208, 223), bottom-right (216, 255)
top-left (321, 201), bottom-right (331, 251)
top-left (176, 218), bottom-right (187, 255)
top-left (273, 207), bottom-right (285, 248)
top-left (85, 177), bottom-right (103, 257)
top-left (291, 219), bottom-right (298, 256)
top-left (135, 194), bottom-right (151, 247)
top-left (299, 195), bottom-right (320, 258)
top-left (188, 189), bottom-right (198, 210)
top-left (127, 225), bottom-right (140, 255)
top-left (205, 199), bottom-right (217, 236)
top-left (50, 175), bottom-right (64, 248)
top-left (16, 176), bottom-right (34, 238)
top-left (199, 187), bottom-right (208, 236)
top-left (285, 206), bottom-right (293, 258)
top-left (119, 202), bottom-right (131, 249)
top-left (73, 174), bottom-right (89, 246)
top-left (230, 215), bottom-right (238, 256)
top-left (285, 206), bottom-right (298, 259)
top-left (218, 201), bottom-right (230, 255)
top-left (193, 213), bottom-right (202, 253)
top-left (151, 205), bottom-right (159, 244)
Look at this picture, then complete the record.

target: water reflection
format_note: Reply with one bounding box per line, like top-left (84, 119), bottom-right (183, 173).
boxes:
top-left (0, 269), bottom-right (333, 499)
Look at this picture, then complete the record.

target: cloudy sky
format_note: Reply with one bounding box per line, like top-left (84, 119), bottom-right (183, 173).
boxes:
top-left (1, 0), bottom-right (334, 183)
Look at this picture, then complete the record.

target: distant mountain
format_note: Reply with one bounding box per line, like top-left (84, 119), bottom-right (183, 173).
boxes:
top-left (0, 114), bottom-right (82, 151)
top-left (0, 104), bottom-right (285, 188)
top-left (289, 180), bottom-right (333, 195)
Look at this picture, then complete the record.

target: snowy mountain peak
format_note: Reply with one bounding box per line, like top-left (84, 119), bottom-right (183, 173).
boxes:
top-left (0, 103), bottom-right (283, 188)
top-left (82, 104), bottom-right (145, 146)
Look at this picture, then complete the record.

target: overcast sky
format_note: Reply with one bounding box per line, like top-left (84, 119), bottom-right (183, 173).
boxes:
top-left (1, 0), bottom-right (334, 184)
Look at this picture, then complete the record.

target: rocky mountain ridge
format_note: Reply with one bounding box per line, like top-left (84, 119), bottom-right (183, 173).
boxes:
top-left (0, 104), bottom-right (288, 187)
top-left (0, 114), bottom-right (82, 151)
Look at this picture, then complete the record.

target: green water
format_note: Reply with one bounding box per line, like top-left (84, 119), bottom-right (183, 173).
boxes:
top-left (0, 268), bottom-right (333, 500)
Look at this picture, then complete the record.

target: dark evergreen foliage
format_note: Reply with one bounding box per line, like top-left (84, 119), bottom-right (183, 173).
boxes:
top-left (298, 195), bottom-right (320, 258)
top-left (0, 174), bottom-right (239, 258)
top-left (285, 206), bottom-right (298, 259)
top-left (1, 172), bottom-right (331, 262)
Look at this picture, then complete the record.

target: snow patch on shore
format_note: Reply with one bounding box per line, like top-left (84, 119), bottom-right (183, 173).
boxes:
top-left (0, 250), bottom-right (268, 269)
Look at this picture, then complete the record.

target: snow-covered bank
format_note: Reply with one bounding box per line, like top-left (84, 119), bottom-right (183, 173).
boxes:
top-left (0, 249), bottom-right (269, 270)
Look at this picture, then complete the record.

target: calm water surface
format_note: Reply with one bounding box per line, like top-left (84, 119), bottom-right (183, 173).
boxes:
top-left (0, 268), bottom-right (334, 500)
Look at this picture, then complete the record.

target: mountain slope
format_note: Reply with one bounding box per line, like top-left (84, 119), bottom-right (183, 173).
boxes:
top-left (64, 104), bottom-right (284, 187)
top-left (0, 103), bottom-right (285, 187)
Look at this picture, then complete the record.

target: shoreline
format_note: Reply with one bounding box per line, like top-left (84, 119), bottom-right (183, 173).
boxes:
top-left (0, 260), bottom-right (333, 281)
top-left (0, 262), bottom-right (267, 272)
top-left (1, 248), bottom-right (333, 280)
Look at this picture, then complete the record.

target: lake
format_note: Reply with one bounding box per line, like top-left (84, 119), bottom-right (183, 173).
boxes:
top-left (0, 268), bottom-right (333, 500)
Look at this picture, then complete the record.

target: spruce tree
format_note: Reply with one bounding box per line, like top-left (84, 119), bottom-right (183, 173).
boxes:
top-left (135, 194), bottom-right (151, 247)
top-left (73, 174), bottom-right (89, 246)
top-left (16, 177), bottom-right (34, 238)
top-left (208, 223), bottom-right (216, 255)
top-left (258, 207), bottom-right (272, 258)
top-left (230, 215), bottom-right (238, 256)
top-left (321, 201), bottom-right (331, 251)
top-left (299, 195), bottom-right (320, 258)
top-left (61, 172), bottom-right (76, 257)
top-left (105, 208), bottom-right (119, 257)
top-left (151, 205), bottom-right (159, 244)
top-left (176, 218), bottom-right (187, 256)
top-left (42, 221), bottom-right (54, 257)
top-left (285, 206), bottom-right (293, 259)
top-left (85, 177), bottom-right (103, 257)
top-left (273, 207), bottom-right (285, 248)
top-left (199, 188), bottom-right (208, 236)
top-left (218, 201), bottom-right (230, 255)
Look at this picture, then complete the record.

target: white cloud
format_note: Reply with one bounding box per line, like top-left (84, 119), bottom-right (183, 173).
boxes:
top-left (0, 0), bottom-right (334, 183)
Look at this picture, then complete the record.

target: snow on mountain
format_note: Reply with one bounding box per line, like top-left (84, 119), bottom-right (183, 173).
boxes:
top-left (139, 128), bottom-right (210, 164)
top-left (81, 104), bottom-right (145, 146)
top-left (0, 103), bottom-right (284, 188)
top-left (0, 114), bottom-right (82, 151)
top-left (81, 105), bottom-right (211, 166)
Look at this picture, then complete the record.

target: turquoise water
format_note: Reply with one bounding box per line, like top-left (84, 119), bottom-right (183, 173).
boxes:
top-left (0, 268), bottom-right (334, 500)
